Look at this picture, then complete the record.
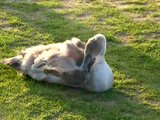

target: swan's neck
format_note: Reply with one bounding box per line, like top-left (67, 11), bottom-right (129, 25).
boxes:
top-left (95, 55), bottom-right (106, 64)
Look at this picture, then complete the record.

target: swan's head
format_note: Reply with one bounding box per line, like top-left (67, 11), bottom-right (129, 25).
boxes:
top-left (81, 34), bottom-right (107, 72)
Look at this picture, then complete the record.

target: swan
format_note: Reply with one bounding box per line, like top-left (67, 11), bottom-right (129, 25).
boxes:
top-left (3, 38), bottom-right (86, 87)
top-left (3, 34), bottom-right (114, 92)
top-left (81, 34), bottom-right (114, 92)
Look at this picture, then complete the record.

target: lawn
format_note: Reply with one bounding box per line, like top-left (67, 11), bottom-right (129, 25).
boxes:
top-left (0, 0), bottom-right (160, 119)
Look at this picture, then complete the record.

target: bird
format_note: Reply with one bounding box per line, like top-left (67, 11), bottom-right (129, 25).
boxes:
top-left (81, 34), bottom-right (114, 92)
top-left (3, 34), bottom-right (114, 92)
top-left (3, 37), bottom-right (86, 87)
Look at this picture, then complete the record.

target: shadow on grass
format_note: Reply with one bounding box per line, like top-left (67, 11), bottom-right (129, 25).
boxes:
top-left (0, 1), bottom-right (160, 119)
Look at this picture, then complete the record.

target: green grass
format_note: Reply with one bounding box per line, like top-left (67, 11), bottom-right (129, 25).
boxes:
top-left (0, 0), bottom-right (160, 119)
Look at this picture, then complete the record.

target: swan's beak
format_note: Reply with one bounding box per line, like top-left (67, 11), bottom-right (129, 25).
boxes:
top-left (81, 55), bottom-right (94, 73)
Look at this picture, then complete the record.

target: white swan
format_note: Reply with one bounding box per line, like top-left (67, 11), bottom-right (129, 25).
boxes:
top-left (81, 34), bottom-right (114, 92)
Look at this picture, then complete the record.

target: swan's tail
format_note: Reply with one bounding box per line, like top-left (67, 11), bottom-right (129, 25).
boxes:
top-left (2, 55), bottom-right (23, 69)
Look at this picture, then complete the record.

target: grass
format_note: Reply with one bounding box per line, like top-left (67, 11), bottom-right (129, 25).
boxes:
top-left (0, 0), bottom-right (160, 119)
